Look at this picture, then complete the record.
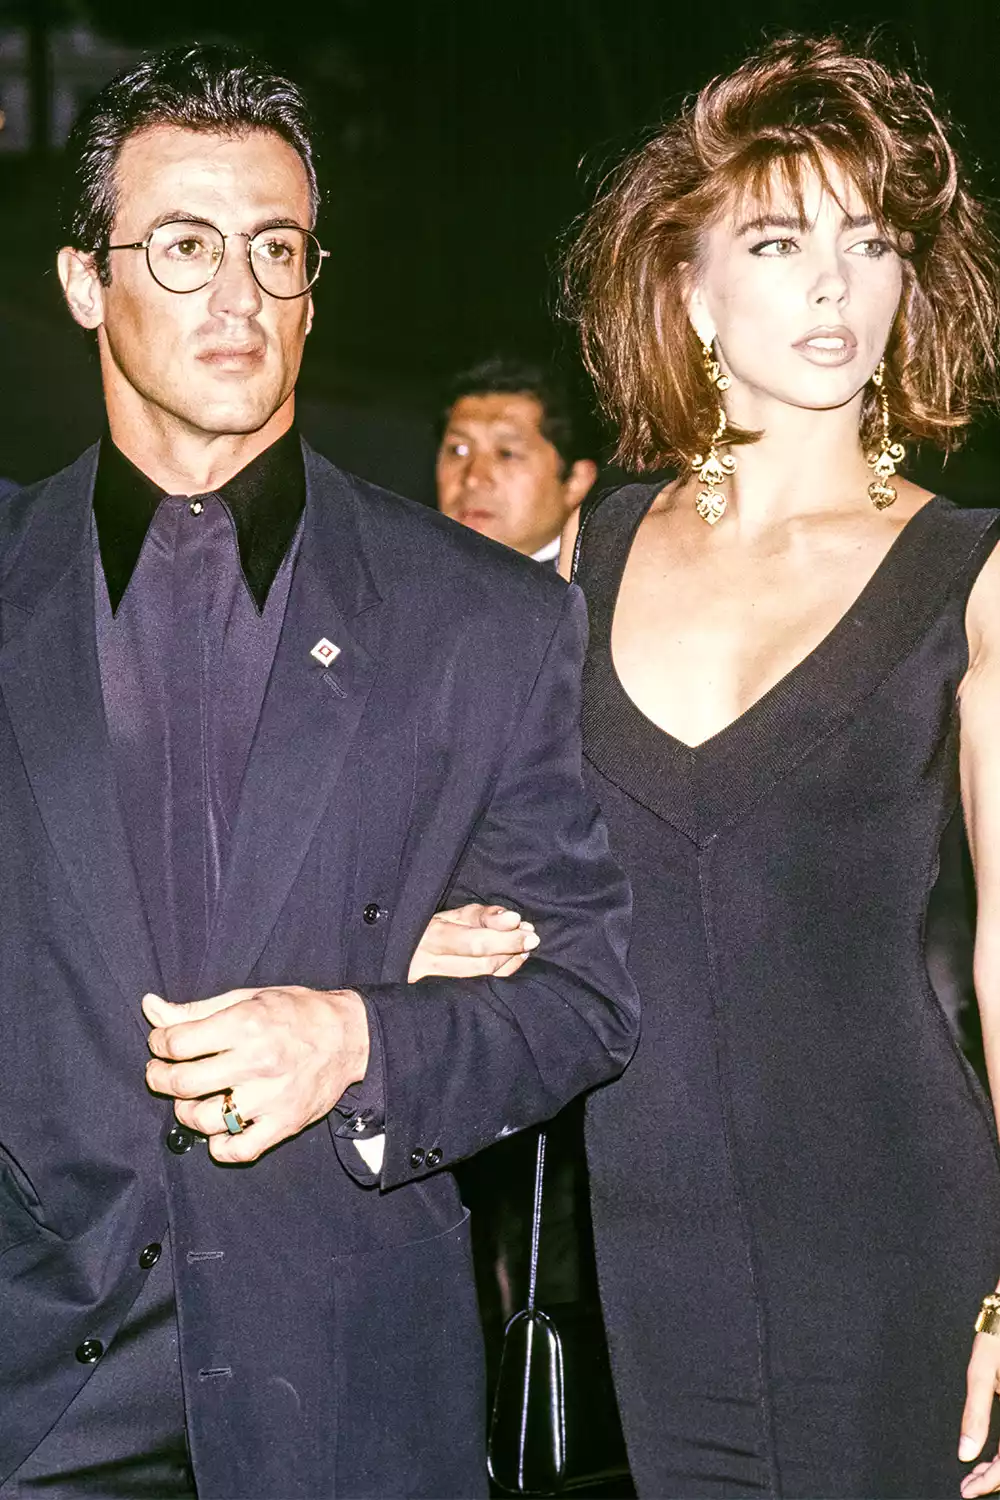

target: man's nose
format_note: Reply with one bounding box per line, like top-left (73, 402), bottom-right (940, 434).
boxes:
top-left (206, 237), bottom-right (263, 318)
top-left (462, 452), bottom-right (494, 489)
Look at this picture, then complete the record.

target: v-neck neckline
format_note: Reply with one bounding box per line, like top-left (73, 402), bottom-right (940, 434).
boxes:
top-left (607, 491), bottom-right (945, 756)
top-left (577, 484), bottom-right (1000, 844)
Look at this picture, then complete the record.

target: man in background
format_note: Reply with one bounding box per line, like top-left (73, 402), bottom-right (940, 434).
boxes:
top-left (436, 357), bottom-right (598, 563)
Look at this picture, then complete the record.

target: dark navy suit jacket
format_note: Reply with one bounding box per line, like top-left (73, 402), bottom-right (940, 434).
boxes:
top-left (0, 442), bottom-right (637, 1499)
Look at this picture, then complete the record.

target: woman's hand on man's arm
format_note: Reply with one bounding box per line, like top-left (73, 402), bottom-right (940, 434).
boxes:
top-left (408, 904), bottom-right (538, 983)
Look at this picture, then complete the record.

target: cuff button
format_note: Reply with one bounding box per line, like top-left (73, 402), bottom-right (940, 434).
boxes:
top-left (425, 1148), bottom-right (443, 1168)
top-left (409, 1148), bottom-right (425, 1169)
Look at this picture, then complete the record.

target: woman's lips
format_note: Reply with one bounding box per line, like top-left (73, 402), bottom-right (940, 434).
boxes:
top-left (792, 326), bottom-right (858, 367)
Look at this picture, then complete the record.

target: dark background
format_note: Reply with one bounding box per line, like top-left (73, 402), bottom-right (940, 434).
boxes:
top-left (2, 0), bottom-right (1000, 501)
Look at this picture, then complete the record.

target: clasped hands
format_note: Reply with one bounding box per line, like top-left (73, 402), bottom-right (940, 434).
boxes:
top-left (144, 903), bottom-right (537, 1162)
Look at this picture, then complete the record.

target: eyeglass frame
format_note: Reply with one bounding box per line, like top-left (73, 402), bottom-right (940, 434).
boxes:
top-left (102, 217), bottom-right (330, 300)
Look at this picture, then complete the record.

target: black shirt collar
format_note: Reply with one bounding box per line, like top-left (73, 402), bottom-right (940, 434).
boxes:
top-left (93, 427), bottom-right (306, 614)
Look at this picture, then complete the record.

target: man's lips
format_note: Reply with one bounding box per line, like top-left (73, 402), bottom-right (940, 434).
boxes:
top-left (196, 344), bottom-right (267, 369)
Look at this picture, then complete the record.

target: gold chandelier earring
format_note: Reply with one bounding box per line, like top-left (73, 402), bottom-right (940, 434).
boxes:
top-left (692, 341), bottom-right (736, 526)
top-left (866, 360), bottom-right (905, 511)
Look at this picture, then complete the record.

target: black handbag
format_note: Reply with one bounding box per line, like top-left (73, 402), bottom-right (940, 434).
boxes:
top-left (486, 1130), bottom-right (631, 1496)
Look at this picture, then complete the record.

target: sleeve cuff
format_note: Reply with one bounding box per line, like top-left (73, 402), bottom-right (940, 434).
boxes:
top-left (331, 993), bottom-right (385, 1140)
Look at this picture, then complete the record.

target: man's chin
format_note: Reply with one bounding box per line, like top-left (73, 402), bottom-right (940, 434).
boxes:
top-left (171, 391), bottom-right (289, 439)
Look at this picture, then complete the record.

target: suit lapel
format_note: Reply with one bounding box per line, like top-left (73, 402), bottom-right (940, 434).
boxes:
top-left (196, 448), bottom-right (382, 995)
top-left (0, 452), bottom-right (161, 1030)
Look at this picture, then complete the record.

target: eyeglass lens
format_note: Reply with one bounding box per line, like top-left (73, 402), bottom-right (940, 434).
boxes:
top-left (146, 221), bottom-right (322, 298)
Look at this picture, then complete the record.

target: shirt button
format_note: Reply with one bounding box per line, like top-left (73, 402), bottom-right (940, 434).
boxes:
top-left (165, 1124), bottom-right (195, 1155)
top-left (139, 1242), bottom-right (162, 1269)
top-left (409, 1148), bottom-right (425, 1169)
top-left (188, 500), bottom-right (204, 516)
top-left (75, 1338), bottom-right (103, 1364)
top-left (425, 1148), bottom-right (443, 1168)
top-left (362, 903), bottom-right (381, 925)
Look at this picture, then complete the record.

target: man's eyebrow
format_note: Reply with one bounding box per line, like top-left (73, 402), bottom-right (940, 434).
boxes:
top-left (142, 212), bottom-right (307, 234)
top-left (144, 210), bottom-right (215, 232)
top-left (737, 210), bottom-right (877, 236)
top-left (251, 217), bottom-right (309, 234)
top-left (445, 419), bottom-right (531, 437)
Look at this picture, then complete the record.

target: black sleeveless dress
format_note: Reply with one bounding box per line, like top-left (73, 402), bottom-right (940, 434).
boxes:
top-left (576, 485), bottom-right (1000, 1499)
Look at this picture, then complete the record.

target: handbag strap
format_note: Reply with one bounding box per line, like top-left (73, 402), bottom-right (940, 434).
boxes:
top-left (569, 485), bottom-right (611, 583)
top-left (523, 493), bottom-right (603, 1316)
top-left (527, 1128), bottom-right (546, 1314)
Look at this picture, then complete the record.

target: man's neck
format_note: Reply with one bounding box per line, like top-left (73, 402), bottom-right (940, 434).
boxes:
top-left (105, 398), bottom-right (297, 497)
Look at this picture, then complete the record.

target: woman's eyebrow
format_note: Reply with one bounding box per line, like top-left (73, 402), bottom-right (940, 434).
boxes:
top-left (736, 213), bottom-right (808, 236)
top-left (736, 210), bottom-right (876, 236)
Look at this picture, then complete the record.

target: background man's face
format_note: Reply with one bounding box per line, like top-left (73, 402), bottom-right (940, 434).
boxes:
top-left (436, 392), bottom-right (594, 556)
top-left (66, 125), bottom-right (314, 439)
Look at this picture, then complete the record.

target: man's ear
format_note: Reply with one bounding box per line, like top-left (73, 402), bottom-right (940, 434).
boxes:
top-left (57, 247), bottom-right (105, 331)
top-left (305, 294), bottom-right (315, 336)
top-left (563, 458), bottom-right (598, 513)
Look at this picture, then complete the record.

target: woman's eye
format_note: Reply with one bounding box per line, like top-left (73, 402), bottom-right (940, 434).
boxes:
top-left (750, 238), bottom-right (798, 257)
top-left (849, 238), bottom-right (891, 259)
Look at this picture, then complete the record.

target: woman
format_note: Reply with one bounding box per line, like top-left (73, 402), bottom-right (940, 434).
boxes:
top-left (415, 36), bottom-right (1000, 1497)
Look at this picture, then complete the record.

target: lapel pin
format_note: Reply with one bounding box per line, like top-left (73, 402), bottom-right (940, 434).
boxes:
top-left (310, 638), bottom-right (341, 668)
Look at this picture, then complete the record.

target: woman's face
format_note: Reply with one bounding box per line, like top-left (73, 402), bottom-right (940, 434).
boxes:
top-left (687, 159), bottom-right (904, 422)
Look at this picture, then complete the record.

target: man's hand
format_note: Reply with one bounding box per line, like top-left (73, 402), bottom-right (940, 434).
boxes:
top-left (408, 903), bottom-right (538, 983)
top-left (143, 986), bottom-right (370, 1164)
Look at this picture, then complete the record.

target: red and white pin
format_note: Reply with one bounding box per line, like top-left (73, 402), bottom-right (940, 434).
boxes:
top-left (310, 638), bottom-right (341, 667)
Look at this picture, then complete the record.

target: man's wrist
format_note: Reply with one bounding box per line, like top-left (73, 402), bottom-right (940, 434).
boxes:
top-left (328, 988), bottom-right (370, 1086)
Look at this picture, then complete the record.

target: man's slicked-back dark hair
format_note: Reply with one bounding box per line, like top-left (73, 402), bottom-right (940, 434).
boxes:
top-left (62, 43), bottom-right (319, 283)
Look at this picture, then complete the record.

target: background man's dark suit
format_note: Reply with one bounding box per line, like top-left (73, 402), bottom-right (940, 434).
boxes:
top-left (0, 440), bottom-right (637, 1499)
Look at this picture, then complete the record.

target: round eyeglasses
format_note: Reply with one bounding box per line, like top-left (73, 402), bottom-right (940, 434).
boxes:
top-left (104, 219), bottom-right (329, 299)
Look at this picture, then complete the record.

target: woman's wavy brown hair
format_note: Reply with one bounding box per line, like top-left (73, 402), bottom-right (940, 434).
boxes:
top-left (563, 35), bottom-right (1000, 471)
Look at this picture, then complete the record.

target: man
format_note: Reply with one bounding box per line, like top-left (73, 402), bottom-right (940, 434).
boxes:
top-left (0, 479), bottom-right (17, 497)
top-left (436, 357), bottom-right (598, 563)
top-left (0, 45), bottom-right (637, 1500)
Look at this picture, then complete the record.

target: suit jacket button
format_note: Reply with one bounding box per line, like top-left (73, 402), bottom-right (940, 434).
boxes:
top-left (165, 1124), bottom-right (195, 1155)
top-left (139, 1242), bottom-right (162, 1269)
top-left (75, 1339), bottom-right (103, 1363)
top-left (409, 1148), bottom-right (425, 1169)
top-left (425, 1148), bottom-right (443, 1168)
top-left (362, 903), bottom-right (381, 925)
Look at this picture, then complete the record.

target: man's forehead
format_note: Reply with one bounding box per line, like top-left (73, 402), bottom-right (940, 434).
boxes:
top-left (447, 392), bottom-right (546, 435)
top-left (112, 124), bottom-right (311, 227)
